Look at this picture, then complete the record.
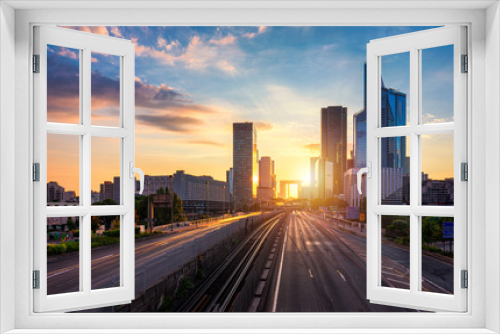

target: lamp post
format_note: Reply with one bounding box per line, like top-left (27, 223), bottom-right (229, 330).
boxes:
top-left (205, 181), bottom-right (209, 218)
top-left (170, 175), bottom-right (174, 231)
top-left (222, 185), bottom-right (225, 216)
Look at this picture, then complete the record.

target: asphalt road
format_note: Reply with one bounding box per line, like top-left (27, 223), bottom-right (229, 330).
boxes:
top-left (47, 214), bottom-right (257, 295)
top-left (273, 211), bottom-right (453, 312)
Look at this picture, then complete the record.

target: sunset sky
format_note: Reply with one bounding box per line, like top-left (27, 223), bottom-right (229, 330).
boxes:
top-left (46, 26), bottom-right (454, 195)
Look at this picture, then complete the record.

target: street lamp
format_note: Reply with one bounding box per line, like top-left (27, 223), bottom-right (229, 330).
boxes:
top-left (170, 175), bottom-right (174, 231)
top-left (222, 185), bottom-right (225, 216)
top-left (205, 181), bottom-right (209, 218)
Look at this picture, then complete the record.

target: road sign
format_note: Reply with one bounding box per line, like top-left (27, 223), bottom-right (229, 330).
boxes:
top-left (442, 221), bottom-right (454, 239)
top-left (359, 213), bottom-right (366, 222)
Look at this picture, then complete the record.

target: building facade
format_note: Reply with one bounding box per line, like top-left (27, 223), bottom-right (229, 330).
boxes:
top-left (233, 122), bottom-right (258, 211)
top-left (172, 170), bottom-right (230, 214)
top-left (321, 106), bottom-right (347, 195)
top-left (257, 156), bottom-right (276, 202)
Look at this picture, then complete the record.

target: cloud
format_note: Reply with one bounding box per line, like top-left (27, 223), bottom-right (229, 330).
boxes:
top-left (243, 26), bottom-right (268, 39)
top-left (209, 34), bottom-right (236, 46)
top-left (136, 114), bottom-right (203, 132)
top-left (63, 26), bottom-right (242, 75)
top-left (46, 49), bottom-right (216, 130)
top-left (57, 47), bottom-right (78, 59)
top-left (133, 35), bottom-right (241, 74)
top-left (254, 121), bottom-right (274, 131)
top-left (110, 26), bottom-right (123, 38)
top-left (64, 26), bottom-right (109, 36)
top-left (184, 139), bottom-right (225, 147)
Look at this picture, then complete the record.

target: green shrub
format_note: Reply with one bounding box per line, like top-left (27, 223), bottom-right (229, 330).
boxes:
top-left (47, 243), bottom-right (67, 256)
top-left (102, 230), bottom-right (120, 238)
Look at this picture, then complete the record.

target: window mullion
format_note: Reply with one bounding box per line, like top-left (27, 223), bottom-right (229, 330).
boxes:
top-left (82, 47), bottom-right (92, 294)
top-left (409, 47), bottom-right (420, 293)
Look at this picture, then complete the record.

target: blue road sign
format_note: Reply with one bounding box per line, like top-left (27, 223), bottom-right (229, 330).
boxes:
top-left (442, 221), bottom-right (454, 239)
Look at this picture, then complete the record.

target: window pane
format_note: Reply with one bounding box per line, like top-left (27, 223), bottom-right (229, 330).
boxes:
top-left (421, 133), bottom-right (454, 206)
top-left (47, 134), bottom-right (80, 205)
top-left (380, 137), bottom-right (409, 205)
top-left (380, 52), bottom-right (409, 127)
top-left (47, 45), bottom-right (80, 124)
top-left (421, 45), bottom-right (454, 124)
top-left (47, 216), bottom-right (80, 295)
top-left (92, 53), bottom-right (121, 127)
top-left (421, 216), bottom-right (454, 294)
top-left (91, 137), bottom-right (121, 205)
top-left (92, 215), bottom-right (121, 290)
top-left (381, 215), bottom-right (410, 290)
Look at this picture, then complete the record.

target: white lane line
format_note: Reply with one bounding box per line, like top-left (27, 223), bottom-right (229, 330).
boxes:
top-left (387, 278), bottom-right (410, 286)
top-left (336, 269), bottom-right (346, 282)
top-left (47, 268), bottom-right (74, 278)
top-left (308, 269), bottom-right (314, 279)
top-left (272, 221), bottom-right (288, 312)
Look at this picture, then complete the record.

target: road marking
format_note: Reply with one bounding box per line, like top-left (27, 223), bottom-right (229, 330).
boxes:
top-left (336, 269), bottom-right (346, 282)
top-left (272, 222), bottom-right (288, 312)
top-left (47, 268), bottom-right (74, 278)
top-left (387, 278), bottom-right (410, 286)
top-left (309, 269), bottom-right (314, 279)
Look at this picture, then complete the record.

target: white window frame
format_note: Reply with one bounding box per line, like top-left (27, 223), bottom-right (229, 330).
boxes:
top-left (33, 25), bottom-right (136, 312)
top-left (0, 1), bottom-right (498, 333)
top-left (366, 26), bottom-right (467, 312)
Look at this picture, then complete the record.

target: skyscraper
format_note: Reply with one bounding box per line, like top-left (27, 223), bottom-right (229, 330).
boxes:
top-left (257, 156), bottom-right (276, 201)
top-left (381, 84), bottom-right (407, 169)
top-left (321, 106), bottom-right (347, 195)
top-left (353, 109), bottom-right (367, 168)
top-left (233, 122), bottom-right (258, 211)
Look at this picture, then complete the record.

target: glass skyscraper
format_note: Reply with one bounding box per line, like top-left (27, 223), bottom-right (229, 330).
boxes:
top-left (354, 65), bottom-right (407, 170)
top-left (381, 84), bottom-right (407, 169)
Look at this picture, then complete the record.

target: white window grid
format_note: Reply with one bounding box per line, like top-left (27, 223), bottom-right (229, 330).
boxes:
top-left (366, 26), bottom-right (468, 312)
top-left (33, 26), bottom-right (136, 312)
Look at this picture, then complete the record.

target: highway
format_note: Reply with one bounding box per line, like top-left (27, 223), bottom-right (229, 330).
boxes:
top-left (47, 214), bottom-right (259, 295)
top-left (271, 211), bottom-right (453, 312)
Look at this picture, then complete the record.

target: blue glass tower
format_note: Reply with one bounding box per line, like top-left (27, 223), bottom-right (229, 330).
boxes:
top-left (353, 110), bottom-right (366, 168)
top-left (381, 82), bottom-right (407, 169)
top-left (354, 64), bottom-right (407, 170)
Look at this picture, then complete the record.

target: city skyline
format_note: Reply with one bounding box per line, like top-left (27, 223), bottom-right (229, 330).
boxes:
top-left (47, 26), bottom-right (454, 195)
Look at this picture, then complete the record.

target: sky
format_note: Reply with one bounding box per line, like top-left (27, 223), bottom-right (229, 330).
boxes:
top-left (46, 26), bottom-right (454, 195)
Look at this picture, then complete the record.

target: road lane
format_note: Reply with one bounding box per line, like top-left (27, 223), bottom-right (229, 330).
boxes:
top-left (47, 215), bottom-right (258, 295)
top-left (275, 212), bottom-right (408, 312)
top-left (307, 212), bottom-right (453, 294)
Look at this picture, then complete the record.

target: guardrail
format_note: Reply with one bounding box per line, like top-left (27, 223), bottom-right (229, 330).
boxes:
top-left (151, 212), bottom-right (257, 233)
top-left (134, 211), bottom-right (278, 298)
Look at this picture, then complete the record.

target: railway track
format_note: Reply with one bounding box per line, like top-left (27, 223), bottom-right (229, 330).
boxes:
top-left (178, 213), bottom-right (283, 312)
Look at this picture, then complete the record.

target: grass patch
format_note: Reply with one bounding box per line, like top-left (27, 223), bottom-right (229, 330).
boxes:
top-left (47, 230), bottom-right (165, 256)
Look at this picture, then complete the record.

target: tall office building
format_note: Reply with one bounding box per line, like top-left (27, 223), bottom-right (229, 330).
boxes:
top-left (257, 157), bottom-right (276, 201)
top-left (233, 122), bottom-right (258, 211)
top-left (347, 64), bottom-right (408, 208)
top-left (353, 64), bottom-right (407, 170)
top-left (321, 106), bottom-right (347, 195)
top-left (381, 83), bottom-right (407, 169)
top-left (353, 109), bottom-right (367, 168)
top-left (99, 181), bottom-right (114, 201)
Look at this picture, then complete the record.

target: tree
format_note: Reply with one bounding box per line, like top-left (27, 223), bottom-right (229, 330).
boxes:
top-left (92, 199), bottom-right (119, 230)
top-left (66, 217), bottom-right (77, 231)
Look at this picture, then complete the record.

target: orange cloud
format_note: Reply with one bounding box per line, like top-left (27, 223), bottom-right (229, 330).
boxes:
top-left (254, 121), bottom-right (274, 131)
top-left (209, 34), bottom-right (236, 46)
top-left (243, 26), bottom-right (268, 39)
